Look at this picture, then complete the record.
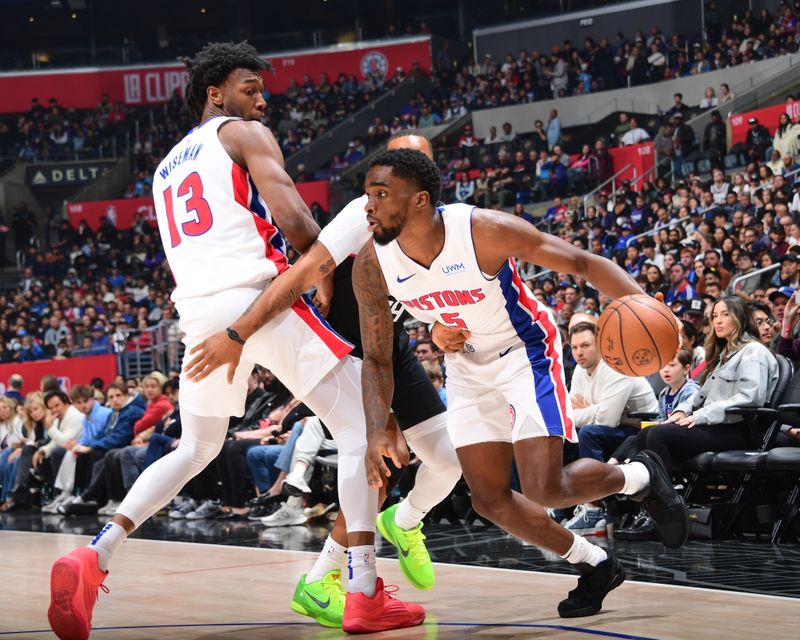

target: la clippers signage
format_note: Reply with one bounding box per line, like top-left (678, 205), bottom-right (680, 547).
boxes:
top-left (730, 101), bottom-right (800, 145)
top-left (67, 181), bottom-right (331, 232)
top-left (0, 37), bottom-right (431, 114)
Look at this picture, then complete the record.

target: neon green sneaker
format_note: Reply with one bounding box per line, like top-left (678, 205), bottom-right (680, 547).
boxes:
top-left (290, 571), bottom-right (345, 628)
top-left (376, 503), bottom-right (435, 590)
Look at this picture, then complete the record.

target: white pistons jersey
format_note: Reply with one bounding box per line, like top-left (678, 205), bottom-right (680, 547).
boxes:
top-left (153, 116), bottom-right (288, 302)
top-left (374, 203), bottom-right (575, 442)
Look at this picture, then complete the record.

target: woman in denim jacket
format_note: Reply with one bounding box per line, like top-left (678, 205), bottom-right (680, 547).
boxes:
top-left (636, 296), bottom-right (779, 476)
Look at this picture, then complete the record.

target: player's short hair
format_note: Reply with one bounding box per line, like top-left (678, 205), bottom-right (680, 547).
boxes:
top-left (369, 149), bottom-right (441, 204)
top-left (180, 41), bottom-right (272, 122)
top-left (568, 321), bottom-right (598, 340)
top-left (387, 128), bottom-right (432, 146)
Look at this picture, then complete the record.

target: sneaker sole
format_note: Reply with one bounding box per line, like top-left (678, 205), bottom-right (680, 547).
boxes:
top-left (342, 610), bottom-right (425, 634)
top-left (558, 564), bottom-right (626, 619)
top-left (48, 557), bottom-right (90, 640)
top-left (376, 511), bottom-right (434, 591)
top-left (290, 600), bottom-right (341, 628)
top-left (261, 516), bottom-right (307, 527)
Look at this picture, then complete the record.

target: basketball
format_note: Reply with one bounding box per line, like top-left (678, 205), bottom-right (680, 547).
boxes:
top-left (597, 294), bottom-right (680, 377)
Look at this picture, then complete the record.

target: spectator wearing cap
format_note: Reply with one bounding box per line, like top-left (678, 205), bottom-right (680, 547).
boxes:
top-left (665, 262), bottom-right (696, 304)
top-left (621, 117), bottom-right (650, 146)
top-left (745, 117), bottom-right (772, 164)
top-left (728, 250), bottom-right (760, 301)
top-left (680, 299), bottom-right (705, 332)
top-left (769, 286), bottom-right (794, 336)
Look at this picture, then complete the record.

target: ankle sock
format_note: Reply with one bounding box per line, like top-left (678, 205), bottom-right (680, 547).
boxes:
top-left (347, 545), bottom-right (377, 597)
top-left (307, 535), bottom-right (348, 583)
top-left (87, 522), bottom-right (127, 571)
top-left (561, 532), bottom-right (608, 567)
top-left (619, 461), bottom-right (650, 495)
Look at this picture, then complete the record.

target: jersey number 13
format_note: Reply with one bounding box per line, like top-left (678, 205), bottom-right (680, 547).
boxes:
top-left (162, 172), bottom-right (214, 248)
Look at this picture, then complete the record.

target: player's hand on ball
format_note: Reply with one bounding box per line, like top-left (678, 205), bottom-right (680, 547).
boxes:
top-left (432, 322), bottom-right (471, 353)
top-left (365, 430), bottom-right (409, 490)
top-left (184, 330), bottom-right (243, 384)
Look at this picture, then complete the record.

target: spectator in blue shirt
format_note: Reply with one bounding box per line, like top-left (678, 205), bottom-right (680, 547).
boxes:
top-left (665, 262), bottom-right (697, 304)
top-left (546, 108), bottom-right (562, 149)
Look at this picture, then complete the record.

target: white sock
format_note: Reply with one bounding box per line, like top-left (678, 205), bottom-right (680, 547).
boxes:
top-left (394, 498), bottom-right (426, 530)
top-left (87, 522), bottom-right (127, 572)
top-left (561, 532), bottom-right (608, 567)
top-left (347, 545), bottom-right (377, 597)
top-left (619, 461), bottom-right (650, 495)
top-left (307, 536), bottom-right (347, 583)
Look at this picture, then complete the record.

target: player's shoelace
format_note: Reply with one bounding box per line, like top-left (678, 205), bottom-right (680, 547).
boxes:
top-left (318, 571), bottom-right (346, 607)
top-left (397, 525), bottom-right (429, 564)
top-left (382, 583), bottom-right (401, 600)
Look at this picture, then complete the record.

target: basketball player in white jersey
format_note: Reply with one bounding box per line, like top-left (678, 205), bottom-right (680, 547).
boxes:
top-left (183, 131), bottom-right (462, 627)
top-left (353, 149), bottom-right (689, 618)
top-left (47, 42), bottom-right (422, 640)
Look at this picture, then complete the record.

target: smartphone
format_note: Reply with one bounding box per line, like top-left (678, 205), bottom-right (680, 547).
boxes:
top-left (795, 290), bottom-right (800, 304)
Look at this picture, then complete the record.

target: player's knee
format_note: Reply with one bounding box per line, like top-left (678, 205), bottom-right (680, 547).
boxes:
top-left (471, 490), bottom-right (514, 524)
top-left (178, 438), bottom-right (223, 469)
top-left (521, 475), bottom-right (564, 508)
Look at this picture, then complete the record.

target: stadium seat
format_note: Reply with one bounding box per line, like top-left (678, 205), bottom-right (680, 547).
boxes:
top-left (696, 158), bottom-right (712, 175)
top-left (680, 161), bottom-right (695, 177)
top-left (766, 447), bottom-right (800, 543)
top-left (723, 154), bottom-right (739, 170)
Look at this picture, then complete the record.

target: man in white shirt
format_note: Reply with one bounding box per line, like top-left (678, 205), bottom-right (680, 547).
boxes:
top-left (621, 117), bottom-right (650, 146)
top-left (562, 322), bottom-right (658, 533)
top-left (32, 390), bottom-right (85, 476)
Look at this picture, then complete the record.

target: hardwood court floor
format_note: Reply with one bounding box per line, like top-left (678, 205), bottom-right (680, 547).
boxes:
top-left (1, 530), bottom-right (796, 639)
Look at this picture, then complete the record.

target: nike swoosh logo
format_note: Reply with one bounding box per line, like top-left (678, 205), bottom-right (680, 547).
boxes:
top-left (499, 347), bottom-right (513, 358)
top-left (397, 274), bottom-right (416, 283)
top-left (398, 545), bottom-right (410, 557)
top-left (306, 593), bottom-right (331, 609)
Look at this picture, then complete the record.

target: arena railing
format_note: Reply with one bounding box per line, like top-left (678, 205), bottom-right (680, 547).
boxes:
top-left (581, 163), bottom-right (634, 217)
top-left (729, 263), bottom-right (780, 291)
top-left (115, 320), bottom-right (184, 379)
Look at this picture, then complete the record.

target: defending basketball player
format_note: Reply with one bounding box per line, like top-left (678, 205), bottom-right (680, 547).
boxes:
top-left (47, 42), bottom-right (423, 640)
top-left (353, 149), bottom-right (690, 618)
top-left (183, 131), bottom-right (462, 627)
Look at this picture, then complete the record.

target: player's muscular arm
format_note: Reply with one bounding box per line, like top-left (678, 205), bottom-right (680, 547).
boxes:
top-left (182, 240), bottom-right (336, 383)
top-left (353, 242), bottom-right (404, 489)
top-left (471, 209), bottom-right (644, 300)
top-left (219, 120), bottom-right (319, 252)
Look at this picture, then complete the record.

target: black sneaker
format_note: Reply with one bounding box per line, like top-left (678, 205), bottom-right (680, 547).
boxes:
top-left (246, 493), bottom-right (283, 508)
top-left (247, 502), bottom-right (282, 521)
top-left (558, 554), bottom-right (626, 618)
top-left (627, 450), bottom-right (689, 549)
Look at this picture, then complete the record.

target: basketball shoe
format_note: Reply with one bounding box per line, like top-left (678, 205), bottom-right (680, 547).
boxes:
top-left (290, 570), bottom-right (345, 628)
top-left (342, 577), bottom-right (425, 634)
top-left (558, 553), bottom-right (626, 618)
top-left (628, 450), bottom-right (689, 548)
top-left (48, 547), bottom-right (109, 640)
top-left (376, 503), bottom-right (435, 590)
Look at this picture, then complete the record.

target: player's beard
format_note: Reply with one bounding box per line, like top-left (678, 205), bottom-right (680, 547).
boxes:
top-left (372, 215), bottom-right (406, 245)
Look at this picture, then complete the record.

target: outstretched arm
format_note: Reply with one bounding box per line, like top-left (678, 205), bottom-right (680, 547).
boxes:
top-left (219, 120), bottom-right (319, 252)
top-left (352, 241), bottom-right (405, 489)
top-left (472, 208), bottom-right (644, 300)
top-left (183, 240), bottom-right (336, 382)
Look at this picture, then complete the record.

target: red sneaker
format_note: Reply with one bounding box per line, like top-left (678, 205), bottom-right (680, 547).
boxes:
top-left (48, 547), bottom-right (109, 640)
top-left (342, 577), bottom-right (425, 634)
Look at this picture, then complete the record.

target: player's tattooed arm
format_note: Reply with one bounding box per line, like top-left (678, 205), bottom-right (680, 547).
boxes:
top-left (353, 241), bottom-right (403, 489)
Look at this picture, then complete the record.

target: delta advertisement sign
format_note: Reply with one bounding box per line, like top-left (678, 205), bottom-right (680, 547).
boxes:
top-left (0, 37), bottom-right (431, 114)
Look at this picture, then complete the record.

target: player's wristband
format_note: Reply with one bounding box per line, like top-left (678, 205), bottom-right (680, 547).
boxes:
top-left (226, 327), bottom-right (246, 346)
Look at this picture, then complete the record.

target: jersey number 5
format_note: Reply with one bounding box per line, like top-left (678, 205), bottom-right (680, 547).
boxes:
top-left (441, 312), bottom-right (467, 330)
top-left (163, 172), bottom-right (214, 248)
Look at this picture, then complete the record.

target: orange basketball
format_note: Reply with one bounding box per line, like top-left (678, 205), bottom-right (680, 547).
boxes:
top-left (597, 294), bottom-right (680, 377)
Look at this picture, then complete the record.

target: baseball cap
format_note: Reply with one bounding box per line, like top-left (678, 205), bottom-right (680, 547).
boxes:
top-left (748, 117), bottom-right (758, 124)
top-left (681, 299), bottom-right (705, 316)
top-left (769, 286), bottom-right (795, 302)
